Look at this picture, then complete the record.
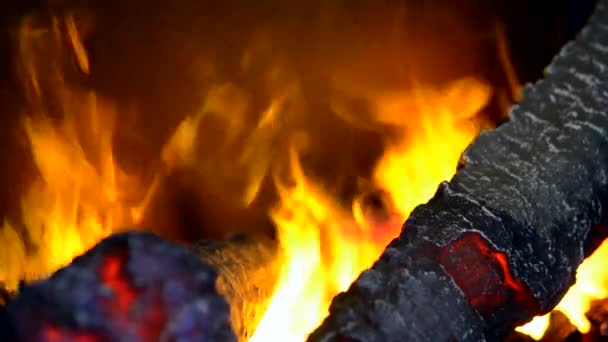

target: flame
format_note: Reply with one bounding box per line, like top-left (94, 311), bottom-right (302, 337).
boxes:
top-left (250, 149), bottom-right (389, 341)
top-left (0, 14), bottom-right (142, 290)
top-left (250, 77), bottom-right (492, 341)
top-left (517, 239), bottom-right (608, 338)
top-left (4, 9), bottom-right (584, 342)
top-left (373, 77), bottom-right (492, 218)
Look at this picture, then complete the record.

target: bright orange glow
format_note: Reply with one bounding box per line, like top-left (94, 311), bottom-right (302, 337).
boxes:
top-left (517, 239), bottom-right (608, 339)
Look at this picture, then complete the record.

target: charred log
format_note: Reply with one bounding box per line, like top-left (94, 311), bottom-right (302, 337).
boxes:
top-left (308, 1), bottom-right (608, 341)
top-left (0, 232), bottom-right (236, 342)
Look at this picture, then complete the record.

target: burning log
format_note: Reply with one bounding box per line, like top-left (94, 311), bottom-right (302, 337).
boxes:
top-left (0, 232), bottom-right (236, 342)
top-left (308, 1), bottom-right (608, 341)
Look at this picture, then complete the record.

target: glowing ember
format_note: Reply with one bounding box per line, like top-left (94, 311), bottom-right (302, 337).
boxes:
top-left (437, 232), bottom-right (537, 318)
top-left (5, 232), bottom-right (235, 341)
top-left (517, 239), bottom-right (608, 339)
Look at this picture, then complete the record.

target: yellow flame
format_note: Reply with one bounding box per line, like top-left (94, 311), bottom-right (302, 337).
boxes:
top-left (0, 96), bottom-right (134, 290)
top-left (250, 149), bottom-right (389, 341)
top-left (516, 315), bottom-right (550, 340)
top-left (373, 77), bottom-right (492, 217)
top-left (0, 14), bottom-right (141, 290)
top-left (517, 239), bottom-right (608, 338)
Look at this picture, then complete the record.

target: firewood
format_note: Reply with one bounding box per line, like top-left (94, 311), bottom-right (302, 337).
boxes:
top-left (308, 1), bottom-right (608, 341)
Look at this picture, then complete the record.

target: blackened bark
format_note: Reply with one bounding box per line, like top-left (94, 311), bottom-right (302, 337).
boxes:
top-left (308, 1), bottom-right (608, 341)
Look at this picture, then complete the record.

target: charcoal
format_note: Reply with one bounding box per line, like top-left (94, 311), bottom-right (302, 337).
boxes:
top-left (1, 232), bottom-right (236, 342)
top-left (308, 1), bottom-right (608, 341)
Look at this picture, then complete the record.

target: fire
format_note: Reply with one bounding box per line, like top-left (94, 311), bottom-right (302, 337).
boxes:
top-left (0, 104), bottom-right (124, 290)
top-left (250, 78), bottom-right (492, 341)
top-left (249, 149), bottom-right (393, 341)
top-left (0, 14), bottom-right (142, 290)
top-left (0, 11), bottom-right (495, 339)
top-left (373, 77), bottom-right (492, 218)
top-left (517, 239), bottom-right (608, 338)
top-left (5, 8), bottom-right (591, 342)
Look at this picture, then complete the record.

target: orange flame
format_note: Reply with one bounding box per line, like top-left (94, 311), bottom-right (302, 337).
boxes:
top-left (0, 14), bottom-right (142, 290)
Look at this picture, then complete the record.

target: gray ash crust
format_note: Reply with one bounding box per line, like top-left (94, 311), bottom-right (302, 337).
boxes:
top-left (3, 231), bottom-right (236, 342)
top-left (453, 0), bottom-right (608, 312)
top-left (309, 0), bottom-right (608, 341)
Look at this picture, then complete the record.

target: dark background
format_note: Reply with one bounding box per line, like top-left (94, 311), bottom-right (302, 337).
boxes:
top-left (0, 0), bottom-right (598, 243)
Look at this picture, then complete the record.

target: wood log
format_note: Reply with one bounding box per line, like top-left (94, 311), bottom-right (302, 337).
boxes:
top-left (308, 1), bottom-right (608, 341)
top-left (192, 234), bottom-right (279, 341)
